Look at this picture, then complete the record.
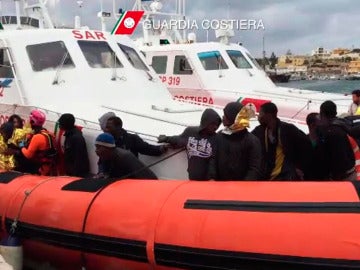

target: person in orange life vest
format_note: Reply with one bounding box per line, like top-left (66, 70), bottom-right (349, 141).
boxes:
top-left (19, 109), bottom-right (57, 176)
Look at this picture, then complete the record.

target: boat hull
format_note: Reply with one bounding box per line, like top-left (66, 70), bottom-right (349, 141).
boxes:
top-left (1, 171), bottom-right (360, 269)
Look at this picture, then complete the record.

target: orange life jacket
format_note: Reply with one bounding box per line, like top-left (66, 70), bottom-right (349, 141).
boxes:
top-left (22, 129), bottom-right (57, 175)
top-left (347, 135), bottom-right (360, 180)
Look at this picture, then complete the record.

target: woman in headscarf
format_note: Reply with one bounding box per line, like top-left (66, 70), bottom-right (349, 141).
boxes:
top-left (208, 102), bottom-right (263, 180)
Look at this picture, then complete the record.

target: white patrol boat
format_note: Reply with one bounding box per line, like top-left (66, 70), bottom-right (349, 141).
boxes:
top-left (131, 0), bottom-right (351, 122)
top-left (0, 0), bottom-right (242, 179)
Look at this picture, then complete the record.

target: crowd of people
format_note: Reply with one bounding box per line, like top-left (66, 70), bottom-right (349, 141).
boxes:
top-left (0, 92), bottom-right (360, 181)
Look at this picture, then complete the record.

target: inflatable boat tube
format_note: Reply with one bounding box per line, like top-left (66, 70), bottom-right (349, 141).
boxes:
top-left (0, 171), bottom-right (360, 270)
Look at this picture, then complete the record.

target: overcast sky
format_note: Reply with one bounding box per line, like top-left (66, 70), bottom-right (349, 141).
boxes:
top-left (8, 0), bottom-right (360, 57)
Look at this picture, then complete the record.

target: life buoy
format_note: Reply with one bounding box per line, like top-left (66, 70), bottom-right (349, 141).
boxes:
top-left (347, 135), bottom-right (360, 180)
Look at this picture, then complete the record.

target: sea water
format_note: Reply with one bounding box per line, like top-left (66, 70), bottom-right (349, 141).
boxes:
top-left (276, 80), bottom-right (360, 94)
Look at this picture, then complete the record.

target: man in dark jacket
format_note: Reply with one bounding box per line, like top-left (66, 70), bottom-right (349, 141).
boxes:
top-left (105, 116), bottom-right (167, 158)
top-left (317, 100), bottom-right (356, 181)
top-left (208, 102), bottom-right (263, 180)
top-left (95, 133), bottom-right (157, 179)
top-left (58, 113), bottom-right (90, 177)
top-left (252, 102), bottom-right (312, 180)
top-left (157, 108), bottom-right (221, 180)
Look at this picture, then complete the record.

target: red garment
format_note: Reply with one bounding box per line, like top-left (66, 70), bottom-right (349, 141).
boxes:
top-left (56, 125), bottom-right (83, 175)
top-left (347, 135), bottom-right (360, 180)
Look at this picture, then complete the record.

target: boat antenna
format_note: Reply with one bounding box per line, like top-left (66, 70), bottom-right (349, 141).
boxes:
top-left (227, 0), bottom-right (230, 19)
top-left (75, 0), bottom-right (84, 28)
top-left (262, 34), bottom-right (266, 70)
top-left (98, 0), bottom-right (110, 31)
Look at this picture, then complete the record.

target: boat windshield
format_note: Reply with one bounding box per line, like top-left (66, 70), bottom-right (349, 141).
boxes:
top-left (151, 56), bottom-right (167, 74)
top-left (118, 43), bottom-right (149, 71)
top-left (198, 51), bottom-right (228, 71)
top-left (0, 49), bottom-right (14, 78)
top-left (78, 41), bottom-right (123, 69)
top-left (226, 50), bottom-right (252, 69)
top-left (246, 52), bottom-right (262, 70)
top-left (26, 41), bottom-right (74, 72)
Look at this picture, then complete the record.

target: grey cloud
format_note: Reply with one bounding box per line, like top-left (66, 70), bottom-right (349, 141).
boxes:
top-left (4, 0), bottom-right (360, 57)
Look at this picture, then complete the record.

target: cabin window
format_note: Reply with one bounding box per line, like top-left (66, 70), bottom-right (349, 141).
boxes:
top-left (151, 56), bottom-right (167, 74)
top-left (198, 51), bottom-right (228, 70)
top-left (26, 41), bottom-right (75, 72)
top-left (78, 41), bottom-right (123, 68)
top-left (0, 49), bottom-right (14, 78)
top-left (226, 50), bottom-right (252, 69)
top-left (246, 52), bottom-right (262, 70)
top-left (118, 43), bottom-right (149, 71)
top-left (174, 55), bottom-right (193, 75)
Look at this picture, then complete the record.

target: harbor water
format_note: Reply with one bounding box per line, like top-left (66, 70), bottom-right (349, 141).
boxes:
top-left (276, 80), bottom-right (360, 94)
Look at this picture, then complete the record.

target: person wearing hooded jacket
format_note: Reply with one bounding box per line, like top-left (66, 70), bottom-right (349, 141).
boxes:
top-left (158, 108), bottom-right (221, 180)
top-left (317, 100), bottom-right (356, 181)
top-left (208, 102), bottom-right (263, 180)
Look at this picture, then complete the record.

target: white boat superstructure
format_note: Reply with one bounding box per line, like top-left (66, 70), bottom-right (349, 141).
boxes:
top-left (0, 0), bottom-right (246, 179)
top-left (131, 0), bottom-right (351, 122)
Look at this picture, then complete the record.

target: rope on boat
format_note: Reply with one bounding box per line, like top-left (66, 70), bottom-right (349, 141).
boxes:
top-left (291, 100), bottom-right (312, 119)
top-left (9, 176), bottom-right (59, 235)
top-left (79, 147), bottom-right (186, 270)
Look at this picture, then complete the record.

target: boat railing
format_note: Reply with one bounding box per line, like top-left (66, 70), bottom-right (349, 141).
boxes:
top-left (1, 16), bottom-right (40, 29)
top-left (254, 89), bottom-right (350, 103)
top-left (102, 105), bottom-right (191, 128)
top-left (0, 39), bottom-right (28, 105)
top-left (0, 104), bottom-right (161, 141)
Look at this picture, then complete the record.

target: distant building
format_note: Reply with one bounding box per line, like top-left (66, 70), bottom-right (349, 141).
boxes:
top-left (276, 55), bottom-right (308, 73)
top-left (347, 60), bottom-right (360, 74)
top-left (330, 48), bottom-right (351, 59)
top-left (311, 47), bottom-right (331, 58)
top-left (344, 49), bottom-right (360, 60)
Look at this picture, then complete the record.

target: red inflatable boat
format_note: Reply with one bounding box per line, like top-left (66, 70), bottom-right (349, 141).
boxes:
top-left (0, 171), bottom-right (360, 270)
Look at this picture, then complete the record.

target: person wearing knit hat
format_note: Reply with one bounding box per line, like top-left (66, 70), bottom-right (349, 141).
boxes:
top-left (95, 133), bottom-right (157, 180)
top-left (98, 112), bottom-right (116, 131)
top-left (208, 102), bottom-right (263, 181)
top-left (95, 133), bottom-right (116, 148)
top-left (58, 113), bottom-right (90, 177)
